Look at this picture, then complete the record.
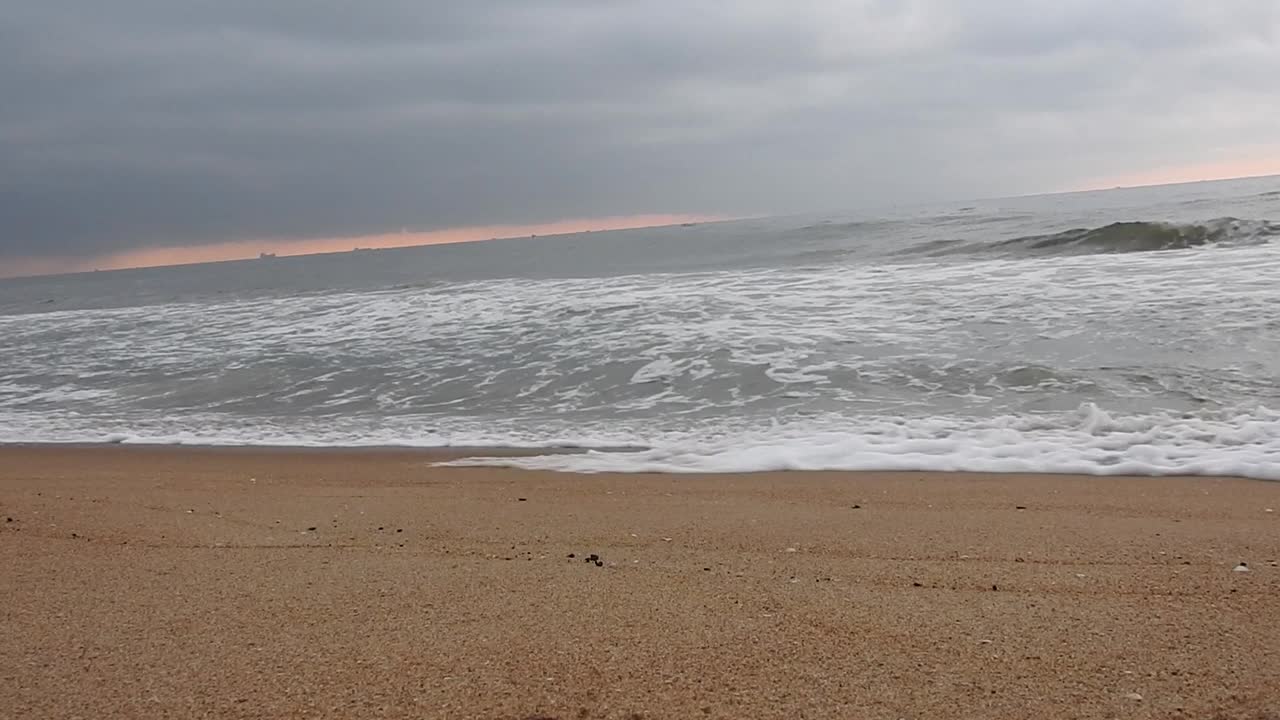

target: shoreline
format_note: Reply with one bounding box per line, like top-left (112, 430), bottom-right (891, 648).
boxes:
top-left (0, 443), bottom-right (1275, 482)
top-left (3, 445), bottom-right (1278, 718)
top-left (0, 441), bottom-right (604, 457)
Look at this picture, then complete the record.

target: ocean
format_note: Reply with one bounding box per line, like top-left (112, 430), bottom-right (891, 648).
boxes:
top-left (2, 176), bottom-right (1279, 477)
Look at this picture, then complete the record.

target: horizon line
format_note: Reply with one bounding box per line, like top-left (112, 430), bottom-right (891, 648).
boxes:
top-left (0, 213), bottom-right (725, 280)
top-left (4, 164), bottom-right (1278, 281)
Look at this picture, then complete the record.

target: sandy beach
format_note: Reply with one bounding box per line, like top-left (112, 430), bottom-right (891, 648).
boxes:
top-left (1, 446), bottom-right (1277, 719)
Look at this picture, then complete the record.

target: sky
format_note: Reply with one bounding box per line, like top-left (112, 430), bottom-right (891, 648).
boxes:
top-left (3, 1), bottom-right (1279, 276)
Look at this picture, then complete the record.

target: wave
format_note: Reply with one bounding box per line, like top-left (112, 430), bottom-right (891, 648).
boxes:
top-left (1002, 218), bottom-right (1279, 254)
top-left (443, 404), bottom-right (1280, 481)
top-left (912, 218), bottom-right (1280, 259)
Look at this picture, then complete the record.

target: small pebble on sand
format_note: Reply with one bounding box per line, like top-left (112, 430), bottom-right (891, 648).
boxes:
top-left (1124, 692), bottom-right (1143, 702)
top-left (1233, 562), bottom-right (1250, 572)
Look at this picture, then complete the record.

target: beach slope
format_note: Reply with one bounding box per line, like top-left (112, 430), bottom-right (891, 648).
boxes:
top-left (2, 446), bottom-right (1278, 719)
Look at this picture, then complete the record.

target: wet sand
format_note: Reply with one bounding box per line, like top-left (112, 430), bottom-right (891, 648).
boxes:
top-left (2, 445), bottom-right (1278, 719)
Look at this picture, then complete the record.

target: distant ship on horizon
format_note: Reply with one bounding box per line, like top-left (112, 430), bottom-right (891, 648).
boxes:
top-left (259, 252), bottom-right (277, 260)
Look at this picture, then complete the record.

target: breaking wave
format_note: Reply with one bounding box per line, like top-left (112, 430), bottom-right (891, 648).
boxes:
top-left (913, 218), bottom-right (1280, 260)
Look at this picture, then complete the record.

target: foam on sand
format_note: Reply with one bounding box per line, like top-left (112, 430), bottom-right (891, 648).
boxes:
top-left (444, 404), bottom-right (1280, 480)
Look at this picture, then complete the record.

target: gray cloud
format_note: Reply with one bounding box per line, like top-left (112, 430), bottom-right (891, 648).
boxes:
top-left (2, 1), bottom-right (1278, 259)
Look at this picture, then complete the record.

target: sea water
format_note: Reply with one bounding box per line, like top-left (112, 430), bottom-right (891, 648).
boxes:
top-left (2, 176), bottom-right (1278, 477)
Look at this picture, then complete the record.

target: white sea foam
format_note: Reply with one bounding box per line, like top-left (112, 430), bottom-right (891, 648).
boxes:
top-left (443, 404), bottom-right (1280, 480)
top-left (630, 355), bottom-right (685, 384)
top-left (2, 241), bottom-right (1278, 425)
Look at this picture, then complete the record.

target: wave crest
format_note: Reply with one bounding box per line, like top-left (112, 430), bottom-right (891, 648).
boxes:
top-left (1001, 218), bottom-right (1280, 255)
top-left (908, 218), bottom-right (1280, 259)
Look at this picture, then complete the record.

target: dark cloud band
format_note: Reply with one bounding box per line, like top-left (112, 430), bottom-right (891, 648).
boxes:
top-left (2, 1), bottom-right (1277, 258)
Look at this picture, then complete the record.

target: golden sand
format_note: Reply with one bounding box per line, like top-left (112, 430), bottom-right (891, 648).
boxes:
top-left (2, 446), bottom-right (1278, 719)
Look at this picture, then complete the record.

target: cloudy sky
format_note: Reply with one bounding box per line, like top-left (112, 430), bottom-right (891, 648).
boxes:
top-left (3, 1), bottom-right (1278, 274)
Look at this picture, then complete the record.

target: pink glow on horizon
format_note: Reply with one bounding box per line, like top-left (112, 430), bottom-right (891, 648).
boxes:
top-left (1, 214), bottom-right (720, 279)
